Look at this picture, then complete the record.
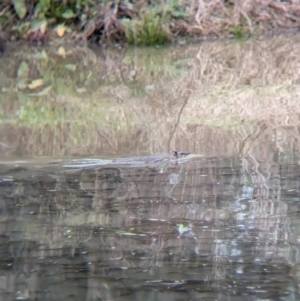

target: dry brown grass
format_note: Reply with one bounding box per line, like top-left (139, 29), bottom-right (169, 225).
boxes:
top-left (74, 0), bottom-right (300, 42)
top-left (170, 0), bottom-right (300, 37)
top-left (2, 0), bottom-right (300, 45)
top-left (27, 0), bottom-right (300, 45)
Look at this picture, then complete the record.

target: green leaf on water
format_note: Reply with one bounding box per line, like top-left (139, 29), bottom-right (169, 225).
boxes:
top-left (177, 223), bottom-right (191, 235)
top-left (13, 0), bottom-right (27, 19)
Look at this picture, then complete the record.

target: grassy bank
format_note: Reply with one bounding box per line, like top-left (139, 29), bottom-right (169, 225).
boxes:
top-left (1, 0), bottom-right (300, 46)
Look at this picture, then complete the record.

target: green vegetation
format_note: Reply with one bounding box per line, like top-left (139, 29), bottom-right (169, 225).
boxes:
top-left (122, 1), bottom-right (188, 46)
top-left (1, 0), bottom-right (188, 46)
top-left (123, 8), bottom-right (171, 46)
top-left (0, 0), bottom-right (300, 45)
top-left (1, 0), bottom-right (299, 46)
top-left (3, 0), bottom-right (88, 23)
top-left (229, 25), bottom-right (248, 39)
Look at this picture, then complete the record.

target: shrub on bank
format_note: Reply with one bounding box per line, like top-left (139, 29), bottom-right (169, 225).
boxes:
top-left (122, 7), bottom-right (172, 46)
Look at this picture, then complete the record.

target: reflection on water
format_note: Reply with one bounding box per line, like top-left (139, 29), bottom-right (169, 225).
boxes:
top-left (2, 34), bottom-right (300, 157)
top-left (0, 155), bottom-right (299, 300)
top-left (2, 33), bottom-right (300, 300)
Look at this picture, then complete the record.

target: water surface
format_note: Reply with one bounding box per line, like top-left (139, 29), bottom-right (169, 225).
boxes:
top-left (1, 34), bottom-right (300, 300)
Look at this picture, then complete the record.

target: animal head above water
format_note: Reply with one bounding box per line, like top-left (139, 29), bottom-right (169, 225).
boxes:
top-left (171, 150), bottom-right (191, 158)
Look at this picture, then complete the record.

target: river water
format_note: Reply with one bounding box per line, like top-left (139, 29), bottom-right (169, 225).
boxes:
top-left (1, 34), bottom-right (300, 300)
